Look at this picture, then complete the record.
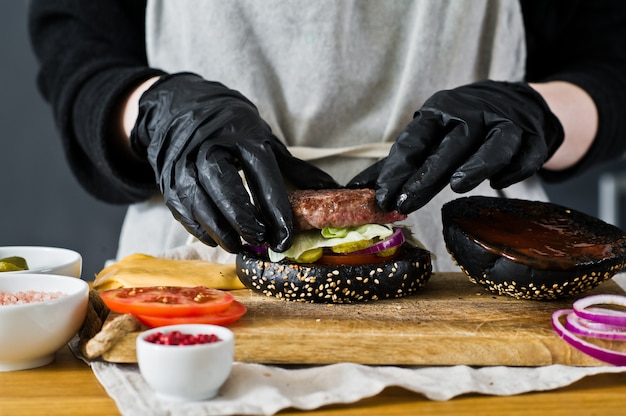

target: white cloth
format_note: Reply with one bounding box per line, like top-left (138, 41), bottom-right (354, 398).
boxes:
top-left (90, 356), bottom-right (626, 416)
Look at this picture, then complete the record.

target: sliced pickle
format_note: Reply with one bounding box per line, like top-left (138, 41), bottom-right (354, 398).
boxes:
top-left (294, 247), bottom-right (323, 263)
top-left (330, 239), bottom-right (375, 254)
top-left (0, 256), bottom-right (29, 272)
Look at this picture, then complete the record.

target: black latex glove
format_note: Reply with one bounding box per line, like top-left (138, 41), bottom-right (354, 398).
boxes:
top-left (131, 73), bottom-right (338, 253)
top-left (348, 80), bottom-right (564, 214)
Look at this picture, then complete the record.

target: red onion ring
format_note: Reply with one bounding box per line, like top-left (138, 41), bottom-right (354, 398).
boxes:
top-left (552, 308), bottom-right (626, 366)
top-left (572, 294), bottom-right (626, 326)
top-left (565, 312), bottom-right (626, 341)
top-left (246, 244), bottom-right (268, 255)
top-left (351, 227), bottom-right (405, 255)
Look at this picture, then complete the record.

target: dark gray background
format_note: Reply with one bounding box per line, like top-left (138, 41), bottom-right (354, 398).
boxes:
top-left (1, 1), bottom-right (126, 280)
top-left (2, 2), bottom-right (624, 280)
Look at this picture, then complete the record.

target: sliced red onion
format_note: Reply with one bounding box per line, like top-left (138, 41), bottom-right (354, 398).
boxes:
top-left (565, 312), bottom-right (626, 341)
top-left (351, 227), bottom-right (405, 255)
top-left (552, 309), bottom-right (626, 366)
top-left (246, 244), bottom-right (268, 255)
top-left (572, 294), bottom-right (626, 326)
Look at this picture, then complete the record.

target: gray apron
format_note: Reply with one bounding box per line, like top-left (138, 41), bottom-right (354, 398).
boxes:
top-left (117, 0), bottom-right (548, 271)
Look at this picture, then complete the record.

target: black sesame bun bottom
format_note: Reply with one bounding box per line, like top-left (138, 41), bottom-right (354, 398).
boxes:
top-left (442, 196), bottom-right (626, 301)
top-left (236, 244), bottom-right (432, 303)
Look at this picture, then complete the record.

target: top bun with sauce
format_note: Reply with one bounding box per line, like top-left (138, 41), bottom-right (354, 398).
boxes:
top-left (442, 196), bottom-right (626, 300)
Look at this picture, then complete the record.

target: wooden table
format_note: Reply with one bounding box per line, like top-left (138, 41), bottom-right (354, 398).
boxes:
top-left (1, 345), bottom-right (626, 416)
top-left (4, 271), bottom-right (626, 415)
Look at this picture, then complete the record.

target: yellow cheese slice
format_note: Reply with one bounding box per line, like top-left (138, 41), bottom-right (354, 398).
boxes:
top-left (93, 253), bottom-right (245, 291)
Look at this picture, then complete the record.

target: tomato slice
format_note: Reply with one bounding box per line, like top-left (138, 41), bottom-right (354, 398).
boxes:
top-left (136, 300), bottom-right (247, 328)
top-left (316, 250), bottom-right (399, 266)
top-left (99, 286), bottom-right (234, 317)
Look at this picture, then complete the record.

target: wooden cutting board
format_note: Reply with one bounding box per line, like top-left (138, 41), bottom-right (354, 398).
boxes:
top-left (102, 272), bottom-right (626, 366)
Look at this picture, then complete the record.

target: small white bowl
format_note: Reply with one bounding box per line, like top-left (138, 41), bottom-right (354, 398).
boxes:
top-left (0, 246), bottom-right (82, 278)
top-left (136, 324), bottom-right (235, 401)
top-left (0, 273), bottom-right (89, 371)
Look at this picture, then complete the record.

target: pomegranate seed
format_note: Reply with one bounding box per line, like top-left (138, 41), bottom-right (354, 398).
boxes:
top-left (145, 331), bottom-right (222, 345)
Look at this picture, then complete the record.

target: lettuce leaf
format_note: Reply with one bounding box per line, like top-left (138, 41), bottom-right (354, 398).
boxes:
top-left (268, 224), bottom-right (394, 262)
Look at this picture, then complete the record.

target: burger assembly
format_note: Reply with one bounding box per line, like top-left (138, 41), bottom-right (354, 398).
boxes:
top-left (236, 188), bottom-right (433, 303)
top-left (83, 188), bottom-right (433, 359)
top-left (94, 189), bottom-right (626, 308)
top-left (81, 190), bottom-right (626, 362)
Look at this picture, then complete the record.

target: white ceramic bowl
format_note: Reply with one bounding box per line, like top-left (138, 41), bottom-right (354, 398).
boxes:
top-left (136, 324), bottom-right (235, 401)
top-left (0, 273), bottom-right (89, 371)
top-left (0, 246), bottom-right (82, 278)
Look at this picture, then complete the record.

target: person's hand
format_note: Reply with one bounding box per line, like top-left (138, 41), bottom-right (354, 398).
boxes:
top-left (131, 73), bottom-right (338, 253)
top-left (348, 81), bottom-right (564, 213)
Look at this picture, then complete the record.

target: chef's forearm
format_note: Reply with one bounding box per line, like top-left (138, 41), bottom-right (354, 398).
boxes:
top-left (121, 76), bottom-right (161, 140)
top-left (529, 81), bottom-right (598, 172)
top-left (112, 76), bottom-right (161, 164)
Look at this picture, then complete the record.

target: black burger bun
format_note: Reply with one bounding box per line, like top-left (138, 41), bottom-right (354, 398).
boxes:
top-left (442, 196), bottom-right (626, 300)
top-left (236, 244), bottom-right (432, 303)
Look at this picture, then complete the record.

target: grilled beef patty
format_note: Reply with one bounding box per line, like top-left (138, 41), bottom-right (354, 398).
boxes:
top-left (289, 189), bottom-right (406, 231)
